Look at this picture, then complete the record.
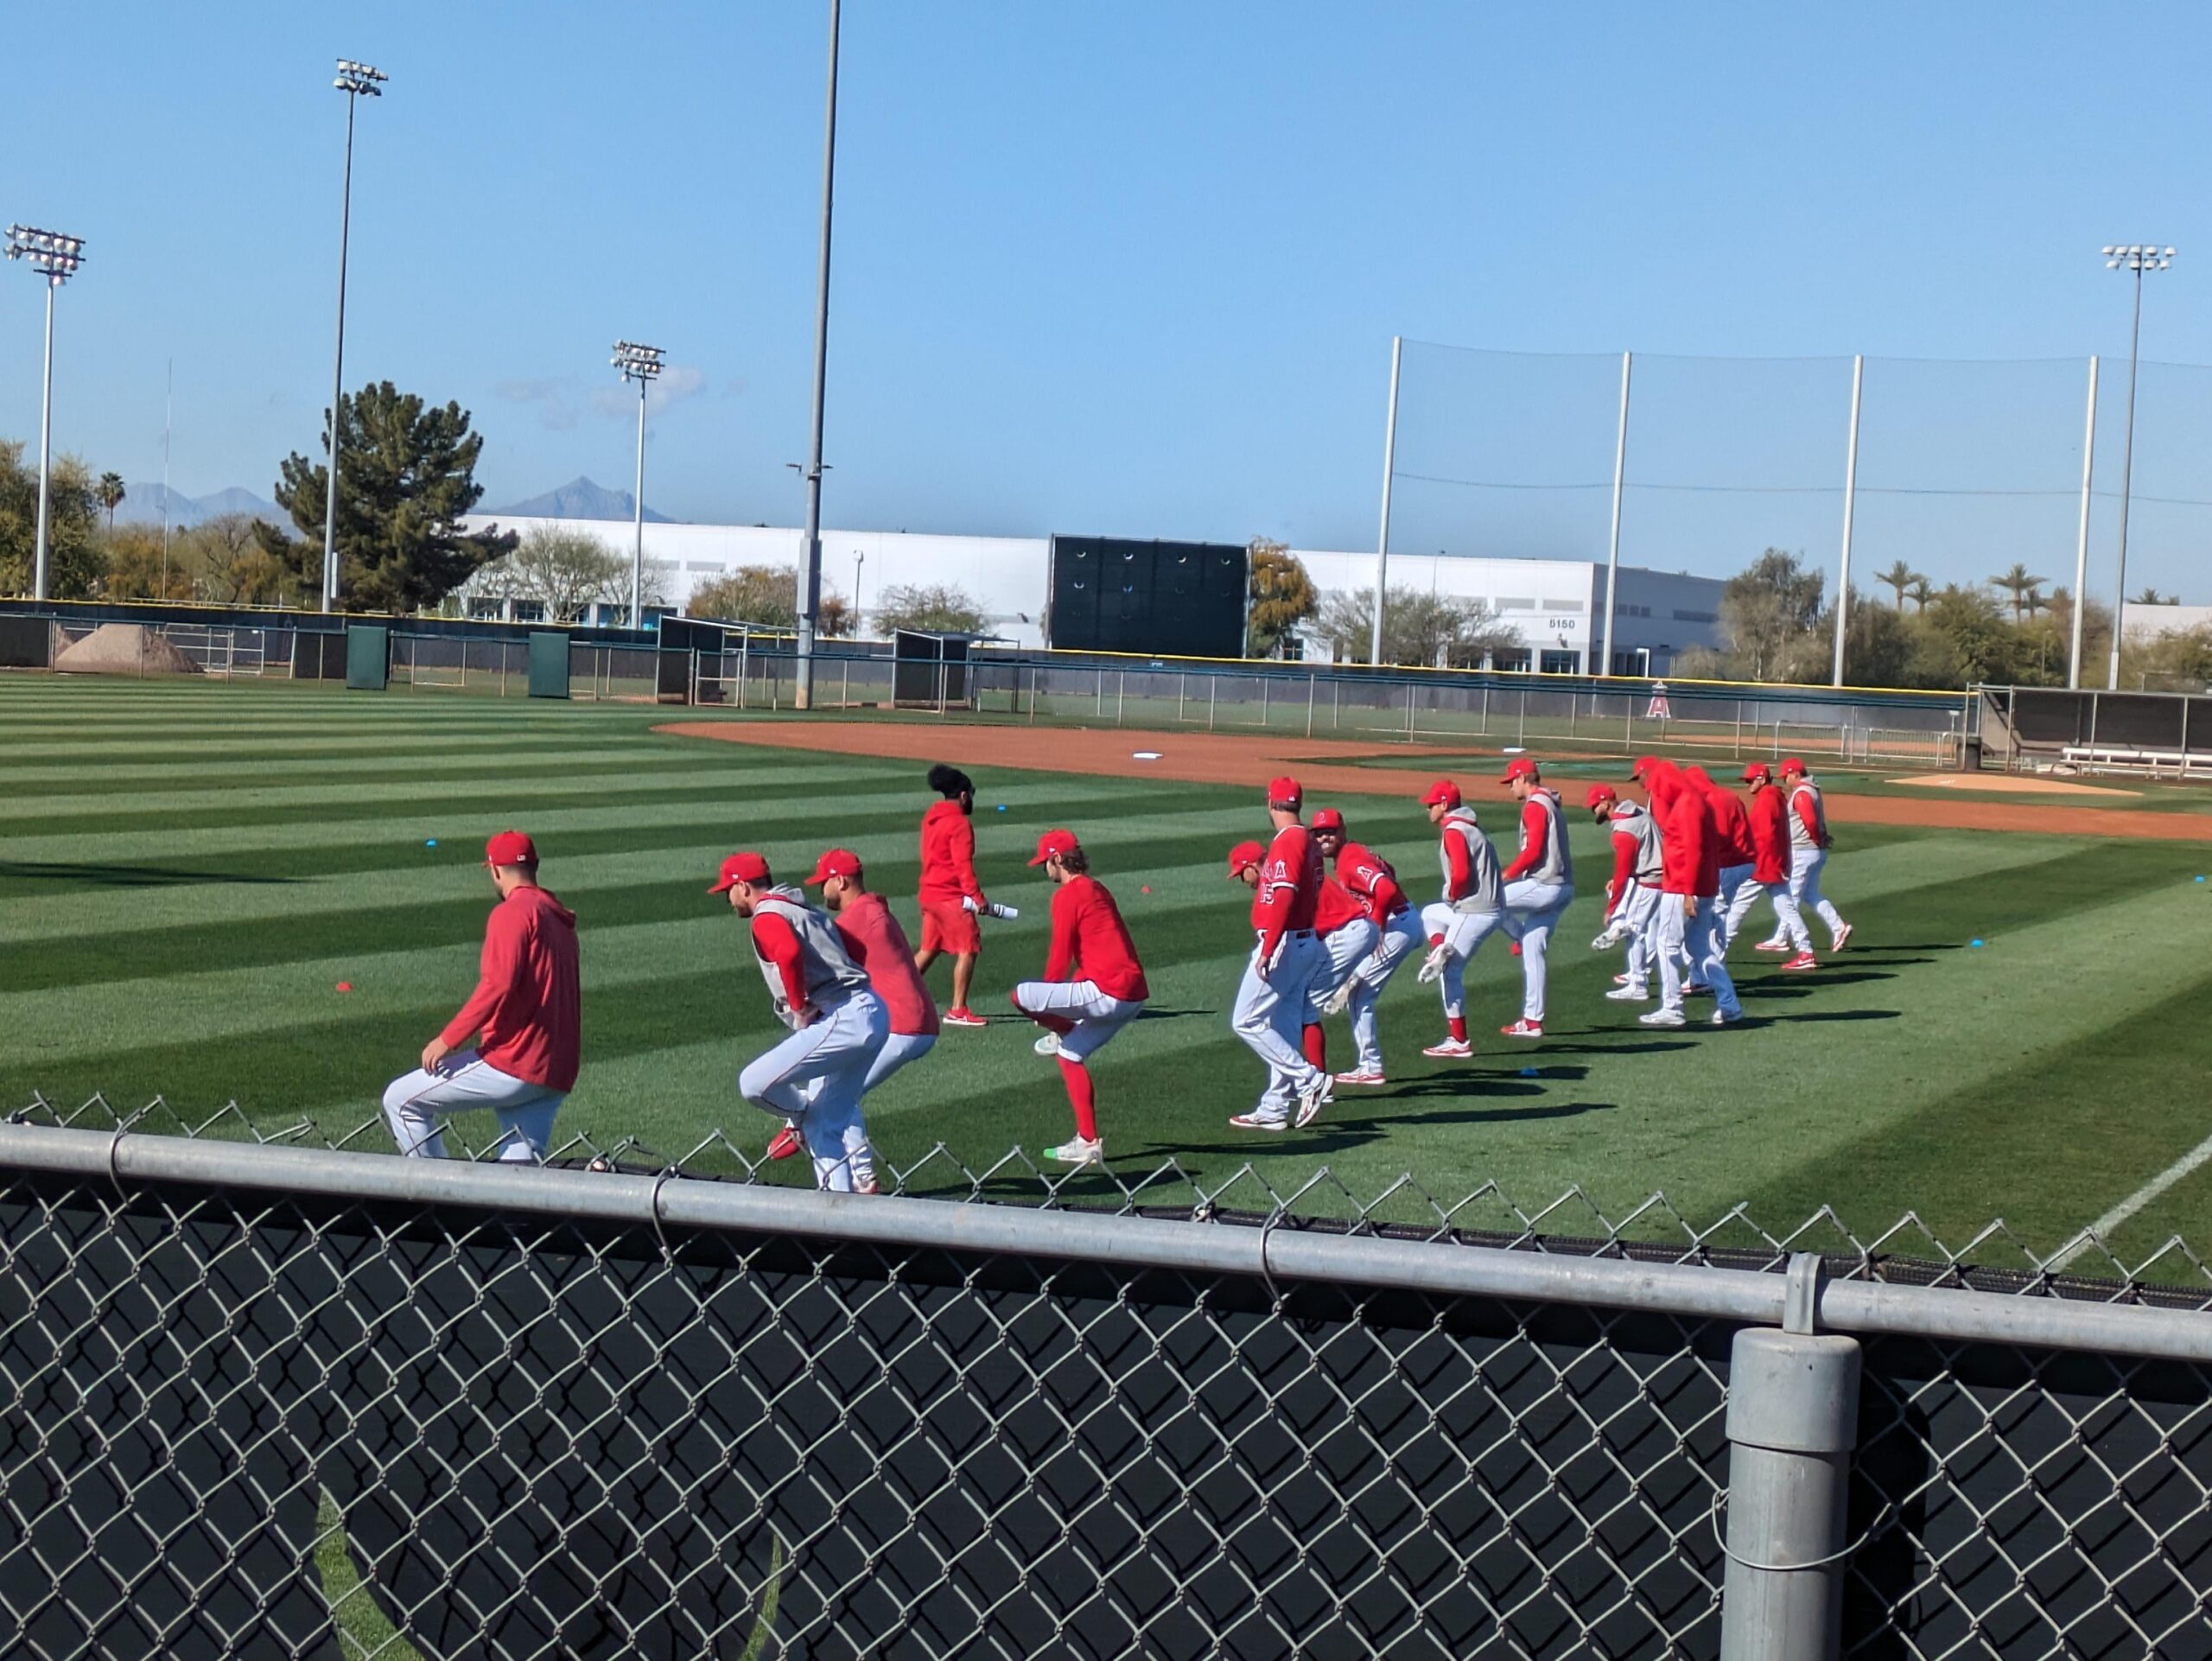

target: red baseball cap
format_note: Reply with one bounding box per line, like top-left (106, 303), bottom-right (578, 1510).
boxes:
top-left (1027, 828), bottom-right (1080, 867)
top-left (709, 850), bottom-right (772, 894)
top-left (1630, 755), bottom-right (1660, 780)
top-left (1742, 762), bottom-right (1772, 784)
top-left (1584, 785), bottom-right (1618, 810)
top-left (1266, 775), bottom-right (1302, 807)
top-left (804, 848), bottom-right (861, 885)
top-left (1227, 839), bottom-right (1266, 876)
top-left (1420, 779), bottom-right (1461, 808)
top-left (484, 830), bottom-right (537, 868)
top-left (1780, 756), bottom-right (1808, 775)
top-left (1311, 807), bottom-right (1345, 831)
top-left (1500, 756), bottom-right (1540, 784)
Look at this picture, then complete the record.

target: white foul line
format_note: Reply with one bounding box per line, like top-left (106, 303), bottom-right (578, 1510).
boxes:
top-left (2052, 1128), bottom-right (2212, 1270)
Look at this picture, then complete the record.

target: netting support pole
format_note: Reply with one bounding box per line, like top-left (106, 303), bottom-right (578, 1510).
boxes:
top-left (1830, 354), bottom-right (1863, 689)
top-left (1719, 1318), bottom-right (1860, 1661)
top-left (1370, 335), bottom-right (1402, 667)
top-left (1601, 349), bottom-right (1631, 679)
top-left (2069, 355), bottom-right (2099, 690)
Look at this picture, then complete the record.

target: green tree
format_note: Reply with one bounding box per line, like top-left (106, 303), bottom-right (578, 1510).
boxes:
top-left (1312, 586), bottom-right (1519, 667)
top-left (2134, 587), bottom-right (2175, 606)
top-left (0, 442), bottom-right (106, 598)
top-left (1245, 538), bottom-right (1318, 659)
top-left (688, 565), bottom-right (798, 627)
top-left (96, 472), bottom-right (126, 531)
top-left (1715, 549), bottom-right (1825, 681)
top-left (873, 582), bottom-right (988, 634)
top-left (181, 513), bottom-right (298, 606)
top-left (102, 524), bottom-right (194, 600)
top-left (259, 381), bottom-right (515, 613)
top-left (1905, 576), bottom-right (1934, 612)
top-left (495, 525), bottom-right (624, 623)
top-left (1990, 563), bottom-right (2048, 623)
top-left (1873, 559), bottom-right (1923, 608)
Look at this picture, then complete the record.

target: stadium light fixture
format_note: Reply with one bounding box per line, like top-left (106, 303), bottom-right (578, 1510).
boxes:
top-left (6, 224), bottom-right (88, 601)
top-left (2101, 242), bottom-right (2176, 690)
top-left (322, 56), bottom-right (387, 613)
top-left (612, 340), bottom-right (665, 629)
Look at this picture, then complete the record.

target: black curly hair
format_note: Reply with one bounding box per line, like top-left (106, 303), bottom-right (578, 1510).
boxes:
top-left (927, 764), bottom-right (974, 799)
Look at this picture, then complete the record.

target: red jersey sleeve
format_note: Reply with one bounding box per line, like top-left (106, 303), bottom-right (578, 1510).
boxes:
top-left (1045, 883), bottom-right (1081, 982)
top-left (948, 815), bottom-right (985, 906)
top-left (441, 901), bottom-right (524, 1050)
top-left (1793, 791), bottom-right (1822, 842)
top-left (1345, 847), bottom-right (1406, 920)
top-left (1606, 829), bottom-right (1637, 915)
top-left (1443, 831), bottom-right (1473, 901)
top-left (1501, 799), bottom-right (1548, 881)
top-left (750, 912), bottom-right (809, 1010)
top-left (1251, 854), bottom-right (1295, 959)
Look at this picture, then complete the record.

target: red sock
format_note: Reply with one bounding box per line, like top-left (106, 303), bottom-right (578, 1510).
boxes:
top-left (1428, 933), bottom-right (1446, 948)
top-left (1302, 1023), bottom-right (1326, 1070)
top-left (1008, 994), bottom-right (1073, 1035)
top-left (1449, 1015), bottom-right (1467, 1042)
top-left (1057, 1055), bottom-right (1098, 1141)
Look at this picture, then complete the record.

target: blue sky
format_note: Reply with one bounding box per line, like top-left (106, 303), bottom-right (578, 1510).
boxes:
top-left (4, 3), bottom-right (2210, 597)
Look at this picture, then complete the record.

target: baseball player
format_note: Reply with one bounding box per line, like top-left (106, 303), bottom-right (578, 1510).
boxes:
top-left (1415, 779), bottom-right (1504, 1059)
top-left (1634, 759), bottom-right (1741, 1028)
top-left (765, 849), bottom-right (943, 1171)
top-left (1781, 758), bottom-right (1853, 952)
top-left (1586, 785), bottom-right (1664, 1002)
top-left (383, 830), bottom-right (579, 1162)
top-left (715, 850), bottom-right (889, 1193)
top-left (913, 763), bottom-right (991, 1027)
top-left (1496, 757), bottom-right (1574, 1038)
top-left (1684, 764), bottom-right (1758, 957)
top-left (1225, 777), bottom-right (1333, 1131)
top-left (1009, 828), bottom-right (1149, 1167)
top-left (1311, 808), bottom-right (1421, 1085)
top-left (1738, 764), bottom-right (1815, 970)
top-left (1300, 845), bottom-right (1381, 1077)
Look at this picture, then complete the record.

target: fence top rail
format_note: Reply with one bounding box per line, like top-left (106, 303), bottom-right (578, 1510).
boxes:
top-left (4, 1120), bottom-right (2208, 1365)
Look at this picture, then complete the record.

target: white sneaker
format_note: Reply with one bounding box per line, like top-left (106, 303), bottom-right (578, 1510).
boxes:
top-left (1639, 1008), bottom-right (1687, 1028)
top-left (1591, 925), bottom-right (1628, 951)
top-left (1294, 1076), bottom-right (1333, 1129)
top-left (1046, 1136), bottom-right (1103, 1166)
top-left (1033, 1032), bottom-right (1062, 1057)
top-left (1830, 923), bottom-right (1854, 952)
top-left (1605, 985), bottom-right (1649, 1002)
top-left (1333, 1070), bottom-right (1387, 1086)
top-left (1421, 1037), bottom-right (1473, 1058)
top-left (1229, 1111), bottom-right (1289, 1132)
top-left (1711, 1008), bottom-right (1743, 1026)
top-left (1317, 978), bottom-right (1355, 1017)
top-left (1752, 939), bottom-right (1789, 953)
top-left (1415, 944), bottom-right (1449, 985)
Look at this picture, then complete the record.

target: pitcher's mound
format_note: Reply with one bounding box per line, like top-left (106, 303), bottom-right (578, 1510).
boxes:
top-left (53, 623), bottom-right (202, 677)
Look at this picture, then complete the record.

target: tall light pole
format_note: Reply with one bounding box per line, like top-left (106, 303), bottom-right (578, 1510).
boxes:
top-left (323, 57), bottom-right (386, 613)
top-left (852, 549), bottom-right (865, 632)
top-left (612, 340), bottom-right (664, 628)
top-left (794, 0), bottom-right (841, 708)
top-left (2102, 245), bottom-right (2174, 690)
top-left (5, 226), bottom-right (87, 602)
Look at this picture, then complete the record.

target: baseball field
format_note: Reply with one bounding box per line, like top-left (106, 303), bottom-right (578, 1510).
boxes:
top-left (10, 672), bottom-right (2212, 1275)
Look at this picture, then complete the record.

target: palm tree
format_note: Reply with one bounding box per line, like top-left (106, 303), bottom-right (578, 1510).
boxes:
top-left (1905, 576), bottom-right (1934, 613)
top-left (96, 473), bottom-right (126, 532)
top-left (1873, 559), bottom-right (1923, 609)
top-left (1991, 563), bottom-right (2048, 623)
top-left (2135, 587), bottom-right (2174, 606)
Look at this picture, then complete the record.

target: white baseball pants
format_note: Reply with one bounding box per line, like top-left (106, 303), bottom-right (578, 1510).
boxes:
top-left (1613, 883), bottom-right (1664, 990)
top-left (862, 1031), bottom-right (936, 1094)
top-left (1307, 917), bottom-right (1380, 1020)
top-left (739, 990), bottom-right (889, 1192)
top-left (1347, 908), bottom-right (1424, 1075)
top-left (1738, 878), bottom-right (1810, 953)
top-left (1501, 879), bottom-right (1573, 1022)
top-left (1230, 932), bottom-right (1326, 1123)
top-left (1789, 848), bottom-right (1847, 940)
top-left (1655, 894), bottom-right (1741, 1017)
top-left (1420, 902), bottom-right (1504, 1021)
top-left (383, 1053), bottom-right (566, 1162)
top-left (1713, 864), bottom-right (1755, 953)
top-left (1013, 978), bottom-right (1144, 1063)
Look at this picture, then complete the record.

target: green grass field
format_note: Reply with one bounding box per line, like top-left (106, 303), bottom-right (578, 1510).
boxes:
top-left (8, 674), bottom-right (2212, 1276)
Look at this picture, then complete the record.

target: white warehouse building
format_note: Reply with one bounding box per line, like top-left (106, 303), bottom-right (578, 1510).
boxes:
top-left (456, 515), bottom-right (1726, 674)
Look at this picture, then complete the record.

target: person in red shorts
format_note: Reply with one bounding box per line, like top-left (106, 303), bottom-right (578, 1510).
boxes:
top-left (765, 848), bottom-right (943, 1173)
top-left (912, 763), bottom-right (993, 1026)
top-left (1010, 828), bottom-right (1149, 1167)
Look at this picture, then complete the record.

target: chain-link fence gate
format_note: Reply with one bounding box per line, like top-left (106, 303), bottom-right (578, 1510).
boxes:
top-left (0, 1116), bottom-right (2207, 1660)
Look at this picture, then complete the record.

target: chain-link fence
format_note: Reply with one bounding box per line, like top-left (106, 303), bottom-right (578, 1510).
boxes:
top-left (1, 1098), bottom-right (2207, 1659)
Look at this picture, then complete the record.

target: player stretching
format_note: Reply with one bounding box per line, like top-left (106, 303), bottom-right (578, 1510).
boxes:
top-left (1300, 849), bottom-right (1380, 1079)
top-left (1637, 760), bottom-right (1741, 1028)
top-left (384, 830), bottom-right (579, 1161)
top-left (1311, 808), bottom-right (1421, 1086)
top-left (1586, 786), bottom-right (1664, 1002)
top-left (1226, 777), bottom-right (1333, 1132)
top-left (1781, 758), bottom-right (1853, 953)
top-left (914, 763), bottom-right (992, 1027)
top-left (1415, 780), bottom-right (1503, 1059)
top-left (766, 849), bottom-right (942, 1171)
top-left (1739, 764), bottom-right (1815, 970)
top-left (715, 850), bottom-right (888, 1193)
top-left (1496, 758), bottom-right (1573, 1038)
top-left (1008, 829), bottom-right (1149, 1167)
top-left (1684, 764), bottom-right (1758, 957)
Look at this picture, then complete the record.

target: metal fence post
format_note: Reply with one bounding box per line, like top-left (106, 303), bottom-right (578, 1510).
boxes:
top-left (1516, 689), bottom-right (1525, 749)
top-left (1209, 677), bottom-right (1217, 732)
top-left (1096, 670), bottom-right (1104, 719)
top-left (1481, 684), bottom-right (1490, 736)
top-left (1177, 674), bottom-right (1186, 724)
top-left (1260, 676), bottom-right (1269, 729)
top-left (1306, 674), bottom-right (1317, 737)
top-left (1404, 680), bottom-right (1416, 740)
top-left (1719, 1317), bottom-right (1861, 1661)
top-left (1117, 671), bottom-right (1125, 724)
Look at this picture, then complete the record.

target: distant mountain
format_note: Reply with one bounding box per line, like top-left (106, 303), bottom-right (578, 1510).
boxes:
top-left (117, 483), bottom-right (281, 529)
top-left (489, 476), bottom-right (674, 523)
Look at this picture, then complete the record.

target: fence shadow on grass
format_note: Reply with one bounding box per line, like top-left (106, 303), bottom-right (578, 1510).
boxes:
top-left (0, 860), bottom-right (297, 888)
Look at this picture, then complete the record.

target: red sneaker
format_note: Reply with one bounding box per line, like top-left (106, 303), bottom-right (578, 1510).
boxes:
top-left (1780, 952), bottom-right (1819, 971)
top-left (766, 1124), bottom-right (804, 1161)
top-left (1500, 1019), bottom-right (1544, 1039)
top-left (943, 1008), bottom-right (989, 1028)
